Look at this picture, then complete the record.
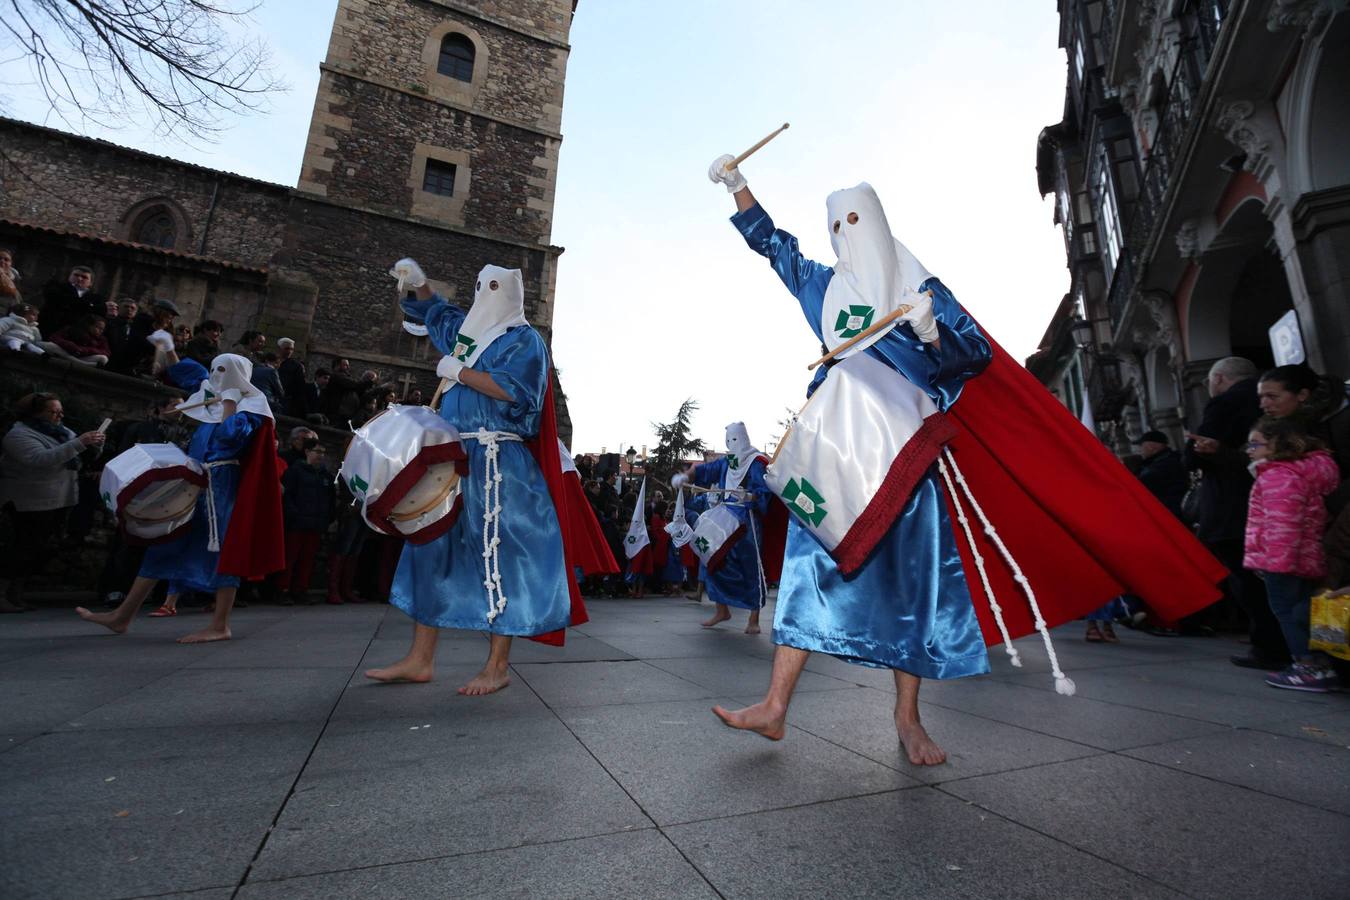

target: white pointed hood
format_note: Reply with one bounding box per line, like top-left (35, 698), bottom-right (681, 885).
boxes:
top-left (666, 486), bottom-right (694, 547)
top-left (180, 353), bottom-right (273, 423)
top-left (723, 421), bottom-right (763, 492)
top-left (446, 264), bottom-right (528, 368)
top-left (821, 183), bottom-right (933, 358)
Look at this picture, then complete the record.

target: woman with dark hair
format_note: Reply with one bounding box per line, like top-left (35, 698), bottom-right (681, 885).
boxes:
top-left (1243, 416), bottom-right (1341, 692)
top-left (1259, 364), bottom-right (1350, 502)
top-left (50, 313), bottom-right (111, 366)
top-left (0, 393), bottom-right (106, 611)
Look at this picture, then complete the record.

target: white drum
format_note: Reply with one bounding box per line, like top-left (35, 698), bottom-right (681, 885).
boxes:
top-left (99, 443), bottom-right (206, 544)
top-left (690, 503), bottom-right (746, 572)
top-left (339, 404), bottom-right (468, 544)
top-left (765, 352), bottom-right (957, 574)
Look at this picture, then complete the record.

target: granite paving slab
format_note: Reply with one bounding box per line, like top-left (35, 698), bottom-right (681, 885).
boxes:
top-left (665, 788), bottom-right (1180, 899)
top-left (2, 668), bottom-right (173, 732)
top-left (1248, 706), bottom-right (1350, 748)
top-left (559, 697), bottom-right (918, 825)
top-left (249, 712), bottom-right (650, 881)
top-left (239, 829), bottom-right (716, 899)
top-left (763, 686), bottom-right (1103, 781)
top-left (1122, 727), bottom-right (1350, 815)
top-left (332, 665), bottom-right (554, 722)
top-left (647, 653), bottom-right (853, 695)
top-left (943, 753), bottom-right (1350, 899)
top-left (512, 658), bottom-right (717, 708)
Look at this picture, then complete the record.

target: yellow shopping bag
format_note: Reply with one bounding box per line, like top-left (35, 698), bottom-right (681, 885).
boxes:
top-left (1310, 590), bottom-right (1350, 661)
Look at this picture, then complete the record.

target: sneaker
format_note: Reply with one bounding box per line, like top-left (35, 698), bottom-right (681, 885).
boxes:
top-left (1265, 663), bottom-right (1341, 693)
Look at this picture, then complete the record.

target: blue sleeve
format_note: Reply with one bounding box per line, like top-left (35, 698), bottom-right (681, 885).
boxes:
top-left (478, 326), bottom-right (549, 424)
top-left (865, 278), bottom-right (993, 411)
top-left (207, 411), bottom-right (261, 460)
top-left (166, 359), bottom-right (208, 393)
top-left (402, 293), bottom-right (468, 358)
top-left (745, 458), bottom-right (772, 515)
top-left (731, 203), bottom-right (834, 343)
top-left (693, 458), bottom-right (727, 489)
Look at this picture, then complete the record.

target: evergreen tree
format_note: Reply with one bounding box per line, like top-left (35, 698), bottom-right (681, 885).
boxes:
top-left (649, 399), bottom-right (706, 486)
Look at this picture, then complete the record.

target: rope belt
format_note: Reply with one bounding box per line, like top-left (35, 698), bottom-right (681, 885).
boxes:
top-left (461, 430), bottom-right (524, 623)
top-left (203, 460), bottom-right (240, 552)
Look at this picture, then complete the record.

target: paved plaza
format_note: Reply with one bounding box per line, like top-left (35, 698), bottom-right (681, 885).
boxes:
top-left (2, 596), bottom-right (1348, 899)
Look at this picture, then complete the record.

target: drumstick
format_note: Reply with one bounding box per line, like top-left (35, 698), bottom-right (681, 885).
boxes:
top-left (429, 377), bottom-right (451, 411)
top-left (806, 292), bottom-right (930, 371)
top-left (174, 395), bottom-right (220, 413)
top-left (97, 418), bottom-right (112, 434)
top-left (725, 122), bottom-right (790, 172)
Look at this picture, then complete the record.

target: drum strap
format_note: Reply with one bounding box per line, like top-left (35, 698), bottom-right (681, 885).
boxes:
top-left (938, 448), bottom-right (1075, 697)
top-left (463, 430), bottom-right (524, 623)
top-left (203, 460), bottom-right (240, 553)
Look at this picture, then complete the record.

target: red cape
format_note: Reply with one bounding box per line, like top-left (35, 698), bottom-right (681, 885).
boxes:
top-left (524, 373), bottom-right (590, 645)
top-left (562, 470), bottom-right (620, 575)
top-left (944, 335), bottom-right (1227, 646)
top-left (218, 416), bottom-right (286, 580)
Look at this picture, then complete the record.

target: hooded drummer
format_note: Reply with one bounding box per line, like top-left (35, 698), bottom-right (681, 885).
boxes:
top-left (673, 422), bottom-right (774, 634)
top-left (363, 259), bottom-right (582, 695)
top-left (705, 157), bottom-right (996, 765)
top-left (78, 353), bottom-right (285, 643)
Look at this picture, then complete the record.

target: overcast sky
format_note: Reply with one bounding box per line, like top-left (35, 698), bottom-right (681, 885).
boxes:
top-left (1, 0), bottom-right (1071, 457)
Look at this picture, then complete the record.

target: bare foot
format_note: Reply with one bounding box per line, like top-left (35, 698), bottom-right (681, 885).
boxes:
top-left (701, 609), bottom-right (731, 628)
top-left (365, 657), bottom-right (434, 683)
top-left (76, 607), bottom-right (131, 634)
top-left (458, 665), bottom-right (509, 696)
top-left (177, 626), bottom-right (231, 644)
top-left (745, 620), bottom-right (761, 635)
top-left (712, 701), bottom-right (786, 740)
top-left (896, 716), bottom-right (946, 766)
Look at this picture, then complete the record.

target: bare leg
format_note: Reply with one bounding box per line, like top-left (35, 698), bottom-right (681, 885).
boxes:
top-left (178, 586), bottom-right (236, 643)
top-left (712, 644), bottom-right (808, 740)
top-left (702, 603), bottom-right (731, 628)
top-left (77, 576), bottom-right (158, 634)
top-left (365, 622), bottom-right (438, 683)
top-left (459, 634), bottom-right (512, 695)
top-left (745, 608), bottom-right (761, 635)
top-left (894, 670), bottom-right (945, 766)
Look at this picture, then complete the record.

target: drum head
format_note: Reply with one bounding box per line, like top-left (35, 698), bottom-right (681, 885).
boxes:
top-left (692, 504), bottom-right (747, 573)
top-left (117, 466), bottom-right (207, 545)
top-left (366, 442), bottom-right (469, 544)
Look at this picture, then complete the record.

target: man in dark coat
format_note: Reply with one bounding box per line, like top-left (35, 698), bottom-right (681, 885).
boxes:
top-left (40, 266), bottom-right (105, 338)
top-left (1185, 356), bottom-right (1286, 667)
top-left (1134, 430), bottom-right (1187, 518)
top-left (276, 338), bottom-right (308, 417)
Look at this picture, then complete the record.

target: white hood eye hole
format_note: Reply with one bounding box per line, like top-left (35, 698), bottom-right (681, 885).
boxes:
top-left (475, 280), bottom-right (481, 291)
top-left (832, 220), bottom-right (841, 234)
top-left (489, 280), bottom-right (499, 291)
top-left (847, 212), bottom-right (859, 225)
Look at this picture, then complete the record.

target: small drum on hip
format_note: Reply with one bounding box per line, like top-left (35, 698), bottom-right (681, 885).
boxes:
top-left (99, 443), bottom-right (207, 545)
top-left (765, 352), bottom-right (957, 575)
top-left (339, 404), bottom-right (469, 544)
top-left (690, 503), bottom-right (747, 572)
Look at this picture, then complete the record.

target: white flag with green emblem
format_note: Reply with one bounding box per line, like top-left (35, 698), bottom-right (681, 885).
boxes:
top-left (624, 478), bottom-right (650, 559)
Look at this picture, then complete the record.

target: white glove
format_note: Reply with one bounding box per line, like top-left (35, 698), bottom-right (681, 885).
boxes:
top-left (147, 329), bottom-right (175, 352)
top-left (707, 154), bottom-right (747, 194)
top-left (671, 472), bottom-right (688, 489)
top-left (436, 355), bottom-right (465, 383)
top-left (898, 292), bottom-right (940, 344)
top-left (218, 388), bottom-right (243, 404)
top-left (390, 258), bottom-right (427, 292)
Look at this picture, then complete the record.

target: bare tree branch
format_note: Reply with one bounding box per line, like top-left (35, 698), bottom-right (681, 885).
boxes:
top-left (0, 0), bottom-right (283, 140)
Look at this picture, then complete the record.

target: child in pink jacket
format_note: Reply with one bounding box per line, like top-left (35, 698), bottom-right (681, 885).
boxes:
top-left (1244, 416), bottom-right (1342, 692)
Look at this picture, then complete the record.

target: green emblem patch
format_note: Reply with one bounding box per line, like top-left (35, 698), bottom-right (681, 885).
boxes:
top-left (726, 453), bottom-right (739, 470)
top-left (694, 536), bottom-right (710, 555)
top-left (453, 335), bottom-right (479, 362)
top-left (833, 305), bottom-right (875, 340)
top-left (101, 490), bottom-right (112, 508)
top-left (348, 473), bottom-right (369, 494)
top-left (781, 477), bottom-right (828, 527)
top-left (627, 534), bottom-right (637, 544)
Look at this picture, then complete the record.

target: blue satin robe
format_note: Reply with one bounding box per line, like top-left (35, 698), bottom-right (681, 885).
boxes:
top-left (733, 202), bottom-right (993, 678)
top-left (140, 412), bottom-right (262, 593)
top-left (691, 457), bottom-right (771, 611)
top-left (392, 294), bottom-right (570, 635)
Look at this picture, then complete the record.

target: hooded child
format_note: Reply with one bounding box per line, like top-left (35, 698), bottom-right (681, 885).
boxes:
top-left (674, 422), bottom-right (776, 633)
top-left (78, 353), bottom-right (284, 642)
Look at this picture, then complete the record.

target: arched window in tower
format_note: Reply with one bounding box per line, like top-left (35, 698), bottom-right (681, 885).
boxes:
top-left (437, 33), bottom-right (475, 82)
top-left (134, 208), bottom-right (178, 249)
